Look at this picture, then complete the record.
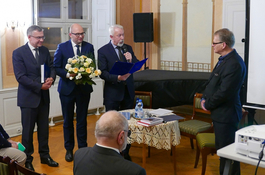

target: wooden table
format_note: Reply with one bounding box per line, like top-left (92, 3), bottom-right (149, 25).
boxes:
top-left (121, 109), bottom-right (181, 175)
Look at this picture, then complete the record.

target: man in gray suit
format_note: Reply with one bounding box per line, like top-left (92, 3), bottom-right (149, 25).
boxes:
top-left (73, 111), bottom-right (146, 175)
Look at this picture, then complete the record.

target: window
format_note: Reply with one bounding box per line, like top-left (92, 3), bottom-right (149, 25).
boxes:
top-left (35, 0), bottom-right (92, 55)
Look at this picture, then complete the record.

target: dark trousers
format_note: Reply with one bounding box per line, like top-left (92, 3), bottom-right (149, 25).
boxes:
top-left (104, 86), bottom-right (134, 156)
top-left (213, 121), bottom-right (240, 175)
top-left (59, 87), bottom-right (90, 150)
top-left (104, 86), bottom-right (134, 112)
top-left (21, 98), bottom-right (50, 163)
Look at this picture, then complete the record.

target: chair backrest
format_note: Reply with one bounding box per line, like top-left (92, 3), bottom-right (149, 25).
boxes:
top-left (12, 160), bottom-right (46, 175)
top-left (0, 156), bottom-right (14, 175)
top-left (192, 93), bottom-right (211, 119)
top-left (134, 91), bottom-right (152, 108)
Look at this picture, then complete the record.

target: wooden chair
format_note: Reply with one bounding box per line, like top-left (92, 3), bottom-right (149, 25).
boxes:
top-left (0, 156), bottom-right (15, 175)
top-left (134, 91), bottom-right (152, 109)
top-left (134, 91), bottom-right (152, 157)
top-left (11, 160), bottom-right (46, 175)
top-left (178, 93), bottom-right (212, 149)
top-left (194, 110), bottom-right (249, 175)
top-left (192, 93), bottom-right (211, 118)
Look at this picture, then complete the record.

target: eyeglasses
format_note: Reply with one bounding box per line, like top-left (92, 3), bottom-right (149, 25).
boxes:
top-left (31, 36), bottom-right (45, 40)
top-left (71, 32), bottom-right (85, 37)
top-left (124, 130), bottom-right (131, 137)
top-left (212, 41), bottom-right (223, 45)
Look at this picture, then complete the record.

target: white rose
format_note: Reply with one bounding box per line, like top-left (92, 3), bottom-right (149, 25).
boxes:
top-left (84, 62), bottom-right (89, 67)
top-left (86, 58), bottom-right (92, 64)
top-left (68, 58), bottom-right (73, 63)
top-left (65, 64), bottom-right (72, 70)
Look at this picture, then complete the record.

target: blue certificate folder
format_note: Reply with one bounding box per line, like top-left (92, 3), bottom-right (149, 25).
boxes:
top-left (109, 58), bottom-right (148, 75)
top-left (41, 63), bottom-right (50, 83)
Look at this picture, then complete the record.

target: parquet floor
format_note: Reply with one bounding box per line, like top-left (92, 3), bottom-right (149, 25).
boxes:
top-left (10, 113), bottom-right (265, 175)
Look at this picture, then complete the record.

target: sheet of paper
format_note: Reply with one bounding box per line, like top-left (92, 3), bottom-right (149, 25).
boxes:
top-left (149, 108), bottom-right (173, 116)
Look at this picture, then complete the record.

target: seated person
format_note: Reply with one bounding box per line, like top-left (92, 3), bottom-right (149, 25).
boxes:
top-left (73, 111), bottom-right (146, 175)
top-left (0, 124), bottom-right (26, 166)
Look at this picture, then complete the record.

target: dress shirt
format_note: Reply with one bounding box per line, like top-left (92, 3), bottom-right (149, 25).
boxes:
top-left (96, 143), bottom-right (120, 154)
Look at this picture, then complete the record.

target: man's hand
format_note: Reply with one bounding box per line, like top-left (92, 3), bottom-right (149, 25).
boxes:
top-left (45, 77), bottom-right (54, 85)
top-left (118, 73), bottom-right (131, 81)
top-left (11, 143), bottom-right (18, 149)
top-left (69, 73), bottom-right (77, 78)
top-left (41, 77), bottom-right (54, 90)
top-left (200, 99), bottom-right (209, 111)
top-left (8, 139), bottom-right (18, 149)
top-left (124, 52), bottom-right (132, 63)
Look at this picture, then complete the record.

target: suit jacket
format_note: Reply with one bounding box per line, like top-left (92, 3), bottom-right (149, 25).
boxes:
top-left (12, 43), bottom-right (56, 108)
top-left (98, 41), bottom-right (139, 101)
top-left (203, 49), bottom-right (246, 123)
top-left (73, 144), bottom-right (146, 175)
top-left (53, 40), bottom-right (94, 95)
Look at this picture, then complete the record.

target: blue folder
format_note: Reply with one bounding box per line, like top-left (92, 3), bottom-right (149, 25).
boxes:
top-left (109, 58), bottom-right (148, 75)
top-left (41, 63), bottom-right (50, 83)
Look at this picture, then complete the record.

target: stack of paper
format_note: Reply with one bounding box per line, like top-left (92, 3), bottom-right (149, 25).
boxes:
top-left (148, 108), bottom-right (173, 116)
top-left (137, 117), bottom-right (163, 127)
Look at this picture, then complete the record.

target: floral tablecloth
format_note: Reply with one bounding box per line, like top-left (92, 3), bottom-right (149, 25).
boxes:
top-left (121, 109), bottom-right (181, 150)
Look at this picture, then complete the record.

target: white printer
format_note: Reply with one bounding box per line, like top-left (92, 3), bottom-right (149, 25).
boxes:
top-left (235, 125), bottom-right (265, 161)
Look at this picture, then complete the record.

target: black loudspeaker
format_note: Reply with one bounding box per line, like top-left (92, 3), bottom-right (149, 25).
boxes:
top-left (133, 13), bottom-right (153, 42)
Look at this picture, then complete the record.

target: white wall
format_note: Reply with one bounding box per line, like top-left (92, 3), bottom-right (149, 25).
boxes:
top-left (160, 0), bottom-right (212, 63)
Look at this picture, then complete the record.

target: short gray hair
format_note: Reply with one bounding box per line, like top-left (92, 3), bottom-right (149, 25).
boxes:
top-left (214, 28), bottom-right (235, 48)
top-left (95, 111), bottom-right (128, 139)
top-left (109, 24), bottom-right (124, 36)
top-left (27, 25), bottom-right (44, 36)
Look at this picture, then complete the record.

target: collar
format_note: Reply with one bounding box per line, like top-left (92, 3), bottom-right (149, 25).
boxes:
top-left (71, 40), bottom-right (82, 48)
top-left (28, 42), bottom-right (36, 50)
top-left (96, 143), bottom-right (120, 154)
top-left (219, 49), bottom-right (235, 61)
top-left (110, 41), bottom-right (118, 49)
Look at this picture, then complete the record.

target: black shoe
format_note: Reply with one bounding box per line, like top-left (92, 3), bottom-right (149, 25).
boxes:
top-left (65, 150), bottom-right (73, 162)
top-left (25, 162), bottom-right (35, 171)
top-left (40, 157), bottom-right (59, 167)
top-left (124, 154), bottom-right (132, 161)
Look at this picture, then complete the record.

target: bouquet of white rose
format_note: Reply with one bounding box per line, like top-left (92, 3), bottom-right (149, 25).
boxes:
top-left (65, 54), bottom-right (101, 85)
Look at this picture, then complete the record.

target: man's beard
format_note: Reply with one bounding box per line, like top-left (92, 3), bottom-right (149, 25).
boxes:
top-left (117, 40), bottom-right (124, 47)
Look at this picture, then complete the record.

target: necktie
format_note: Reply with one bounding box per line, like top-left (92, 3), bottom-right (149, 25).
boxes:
top-left (76, 45), bottom-right (81, 56)
top-left (117, 46), bottom-right (125, 62)
top-left (34, 48), bottom-right (39, 64)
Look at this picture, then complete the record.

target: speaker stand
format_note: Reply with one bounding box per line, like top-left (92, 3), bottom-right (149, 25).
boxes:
top-left (144, 42), bottom-right (148, 69)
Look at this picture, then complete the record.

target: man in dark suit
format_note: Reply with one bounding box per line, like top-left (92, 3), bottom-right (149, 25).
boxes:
top-left (73, 110), bottom-right (146, 175)
top-left (12, 25), bottom-right (58, 171)
top-left (98, 24), bottom-right (139, 112)
top-left (201, 28), bottom-right (246, 175)
top-left (53, 23), bottom-right (94, 162)
top-left (98, 24), bottom-right (139, 160)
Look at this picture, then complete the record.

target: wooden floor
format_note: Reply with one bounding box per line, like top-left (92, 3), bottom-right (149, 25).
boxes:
top-left (11, 112), bottom-right (265, 175)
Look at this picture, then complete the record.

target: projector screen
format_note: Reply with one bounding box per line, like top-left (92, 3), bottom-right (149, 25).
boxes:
top-left (244, 0), bottom-right (265, 110)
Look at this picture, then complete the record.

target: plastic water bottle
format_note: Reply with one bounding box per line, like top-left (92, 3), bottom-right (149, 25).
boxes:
top-left (135, 99), bottom-right (144, 118)
top-left (135, 98), bottom-right (139, 118)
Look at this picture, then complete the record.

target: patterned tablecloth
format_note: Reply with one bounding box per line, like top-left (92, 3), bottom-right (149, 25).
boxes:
top-left (121, 109), bottom-right (181, 150)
